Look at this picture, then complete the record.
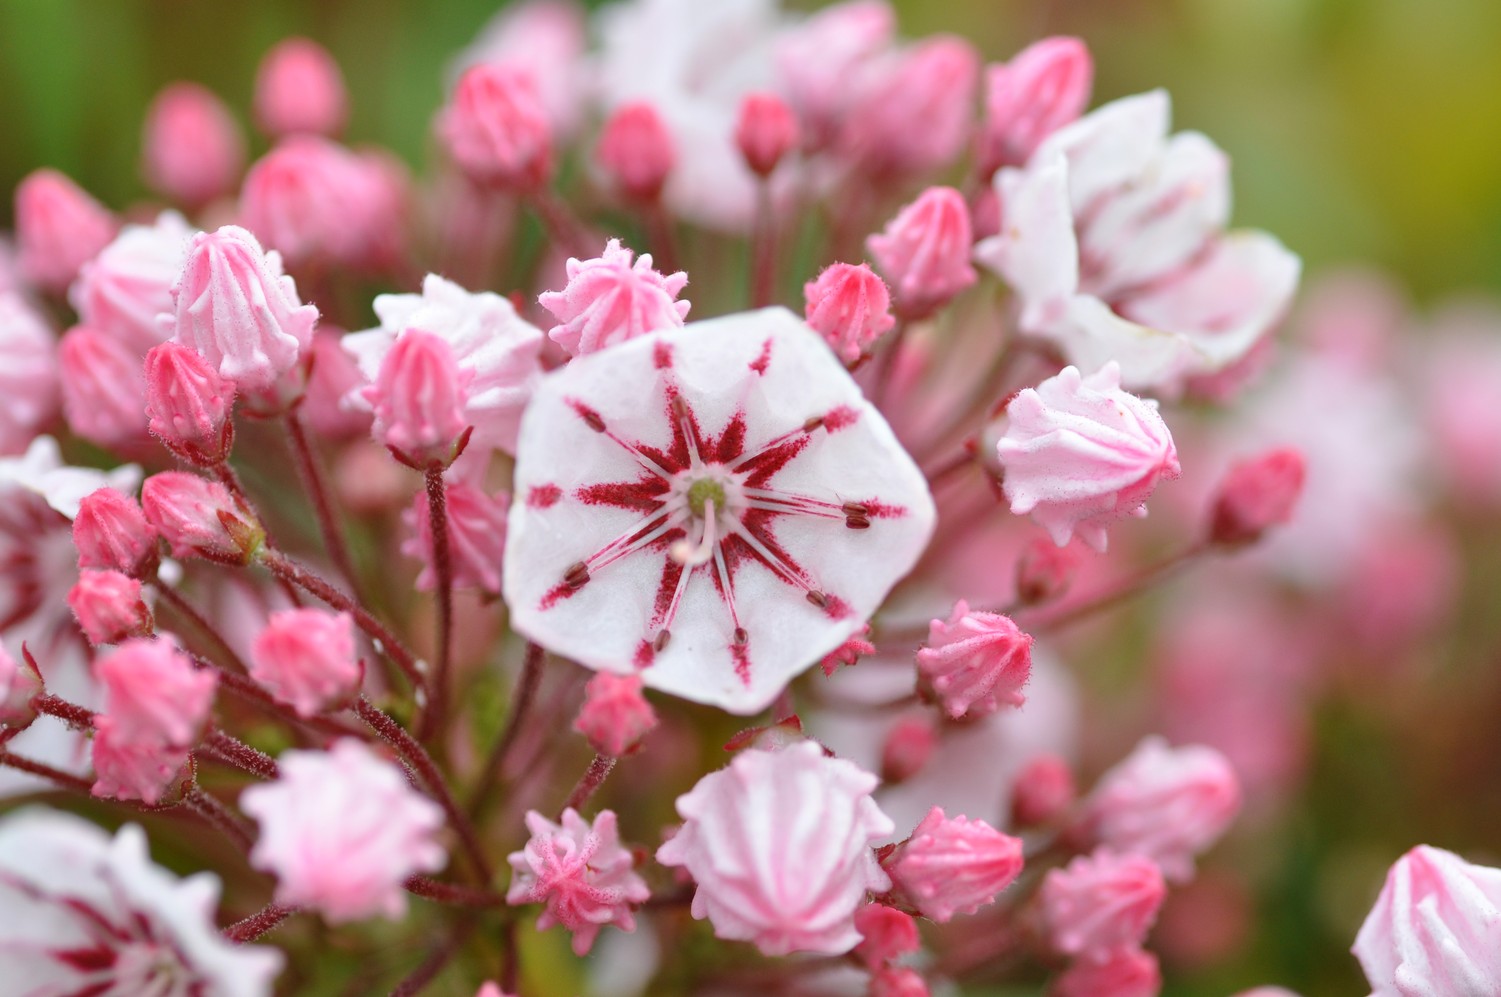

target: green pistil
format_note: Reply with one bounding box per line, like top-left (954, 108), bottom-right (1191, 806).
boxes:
top-left (686, 477), bottom-right (727, 519)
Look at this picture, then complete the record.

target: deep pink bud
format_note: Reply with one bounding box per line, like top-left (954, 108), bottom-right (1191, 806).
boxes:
top-left (867, 187), bottom-right (977, 319)
top-left (15, 169), bottom-right (116, 293)
top-left (596, 102), bottom-right (675, 202)
top-left (0, 293), bottom-right (60, 452)
top-left (363, 329), bottom-right (473, 468)
top-left (803, 262), bottom-right (896, 363)
top-left (1052, 947), bottom-right (1161, 997)
top-left (140, 471), bottom-right (262, 565)
top-left (74, 488), bottom-right (159, 576)
top-left (57, 326), bottom-right (148, 448)
top-left (254, 37), bottom-right (348, 138)
top-left (402, 480), bottom-right (509, 593)
top-left (853, 903), bottom-right (920, 969)
top-left (735, 92), bottom-right (798, 178)
top-left (250, 608), bottom-right (361, 718)
top-left (881, 715), bottom-right (938, 784)
top-left (91, 715), bottom-right (191, 805)
top-left (0, 644), bottom-right (42, 731)
top-left (916, 601), bottom-right (1032, 720)
top-left (442, 64), bottom-right (552, 189)
top-left (1010, 753), bottom-right (1076, 828)
top-left (1015, 535), bottom-right (1083, 605)
top-left (142, 83), bottom-right (246, 207)
top-left (144, 341), bottom-right (236, 465)
top-left (95, 637), bottom-right (216, 748)
top-left (978, 37), bottom-right (1093, 175)
top-left (883, 807), bottom-right (1024, 922)
top-left (68, 570), bottom-right (154, 647)
top-left (1041, 849), bottom-right (1166, 961)
top-left (574, 672), bottom-right (659, 757)
top-left (1209, 448), bottom-right (1307, 547)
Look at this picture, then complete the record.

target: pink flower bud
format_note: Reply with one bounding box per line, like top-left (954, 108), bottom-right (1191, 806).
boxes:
top-left (15, 169), bottom-right (116, 293)
top-left (853, 903), bottom-right (920, 969)
top-left (95, 637), bottom-right (216, 748)
top-left (915, 600), bottom-right (1032, 720)
top-left (0, 644), bottom-right (42, 731)
top-left (841, 37), bottom-right (980, 180)
top-left (68, 570), bottom-right (154, 647)
top-left (883, 807), bottom-right (1024, 922)
top-left (74, 488), bottom-right (159, 576)
top-left (140, 471), bottom-right (262, 565)
top-left (1015, 536), bottom-right (1084, 605)
top-left (1209, 448), bottom-right (1307, 547)
top-left (867, 187), bottom-right (977, 319)
top-left (803, 262), bottom-right (896, 364)
top-left (871, 967), bottom-right (930, 997)
top-left (363, 329), bottom-right (473, 468)
top-left (735, 92), bottom-right (798, 178)
top-left (402, 480), bottom-right (509, 594)
top-left (90, 715), bottom-right (192, 805)
top-left (239, 136), bottom-right (393, 270)
top-left (1052, 947), bottom-right (1161, 997)
top-left (820, 624), bottom-right (876, 677)
top-left (997, 364), bottom-right (1180, 552)
top-left (442, 64), bottom-right (552, 189)
top-left (69, 211), bottom-right (192, 356)
top-left (250, 609), bottom-right (361, 718)
top-left (881, 715), bottom-right (938, 784)
top-left (596, 102), bottom-right (675, 202)
top-left (57, 326), bottom-right (148, 449)
top-left (1010, 753), bottom-right (1076, 827)
top-left (538, 240), bottom-right (690, 358)
top-left (144, 341), bottom-right (236, 466)
top-left (978, 37), bottom-right (1093, 175)
top-left (0, 293), bottom-right (59, 452)
top-left (301, 329), bottom-right (373, 439)
top-left (254, 37), bottom-right (348, 138)
top-left (573, 672), bottom-right (658, 757)
top-left (142, 83), bottom-right (246, 207)
top-left (1041, 849), bottom-right (1166, 961)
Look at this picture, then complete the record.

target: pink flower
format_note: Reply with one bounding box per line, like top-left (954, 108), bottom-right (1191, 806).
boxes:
top-left (854, 903), bottom-right (920, 968)
top-left (596, 102), bottom-right (675, 202)
top-left (254, 37), bottom-right (348, 137)
top-left (1010, 753), bottom-right (1076, 827)
top-left (142, 83), bottom-right (246, 207)
top-left (91, 716), bottom-right (192, 805)
top-left (0, 294), bottom-right (59, 454)
top-left (14, 169), bottom-right (116, 293)
top-left (1052, 947), bottom-right (1161, 997)
top-left (881, 715), bottom-right (938, 784)
top-left (144, 341), bottom-right (237, 466)
top-left (95, 637), bottom-right (216, 748)
top-left (916, 600), bottom-right (1032, 719)
top-left (977, 36), bottom-right (1093, 175)
top-left (68, 570), bottom-right (153, 646)
top-left (363, 329), bottom-right (473, 468)
top-left (574, 672), bottom-right (658, 756)
top-left (804, 262), bottom-right (896, 363)
top-left (141, 471), bottom-right (262, 565)
top-left (996, 364), bottom-right (1180, 552)
top-left (656, 741), bottom-right (894, 954)
top-left (250, 609), bottom-right (361, 717)
top-left (70, 211), bottom-right (195, 355)
top-left (871, 967), bottom-right (931, 997)
top-left (442, 64), bottom-right (552, 189)
top-left (735, 92), bottom-right (798, 177)
top-left (57, 326), bottom-right (149, 448)
top-left (838, 36), bottom-right (980, 180)
top-left (538, 239), bottom-right (690, 357)
top-left (242, 739), bottom-right (446, 923)
top-left (402, 479), bottom-right (510, 593)
top-left (74, 488), bottom-right (159, 577)
top-left (1208, 448), bottom-right (1307, 547)
top-left (867, 187), bottom-right (977, 319)
top-left (507, 808), bottom-right (650, 955)
top-left (1041, 849), bottom-right (1166, 961)
top-left (883, 806), bottom-right (1024, 922)
top-left (0, 643), bottom-right (41, 729)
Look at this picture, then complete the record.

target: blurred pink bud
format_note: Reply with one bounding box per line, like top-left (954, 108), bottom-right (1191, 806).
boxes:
top-left (596, 102), bottom-right (675, 202)
top-left (74, 488), bottom-right (159, 576)
top-left (574, 672), bottom-right (658, 757)
top-left (402, 480), bottom-right (509, 593)
top-left (997, 364), bottom-right (1180, 552)
top-left (68, 570), bottom-right (154, 647)
top-left (69, 211), bottom-right (193, 356)
top-left (90, 715), bottom-right (191, 805)
top-left (842, 37), bottom-right (980, 180)
top-left (301, 329), bottom-right (373, 439)
top-left (776, 1), bottom-right (895, 151)
top-left (474, 986), bottom-right (515, 997)
top-left (820, 625), bottom-right (876, 677)
top-left (1041, 849), bottom-right (1166, 961)
top-left (1010, 753), bottom-right (1076, 828)
top-left (867, 187), bottom-right (977, 319)
top-left (883, 806), bottom-right (1024, 922)
top-left (881, 715), bottom-right (938, 784)
top-left (916, 600), bottom-right (1032, 720)
top-left (804, 262), bottom-right (896, 363)
top-left (254, 38), bottom-right (348, 138)
top-left (735, 92), bottom-right (799, 178)
top-left (95, 637), bottom-right (216, 748)
top-left (250, 609), bottom-right (361, 718)
top-left (242, 740), bottom-right (446, 923)
top-left (15, 169), bottom-right (116, 294)
top-left (871, 967), bottom-right (930, 997)
top-left (57, 327), bottom-right (148, 448)
top-left (978, 37), bottom-right (1093, 175)
top-left (144, 341), bottom-right (236, 466)
top-left (442, 64), bottom-right (552, 189)
top-left (141, 471), bottom-right (262, 565)
top-left (239, 136), bottom-right (393, 270)
top-left (1052, 946), bottom-right (1161, 997)
top-left (1231, 990), bottom-right (1302, 997)
top-left (0, 294), bottom-right (59, 453)
top-left (1209, 448), bottom-right (1306, 547)
top-left (538, 239), bottom-right (690, 357)
top-left (142, 83), bottom-right (246, 206)
top-left (1015, 535), bottom-right (1083, 605)
top-left (507, 808), bottom-right (650, 955)
top-left (363, 329), bottom-right (473, 468)
top-left (0, 644), bottom-right (42, 730)
top-left (853, 903), bottom-right (920, 969)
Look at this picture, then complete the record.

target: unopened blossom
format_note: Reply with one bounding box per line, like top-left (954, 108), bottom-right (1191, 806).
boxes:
top-left (301, 329), bottom-right (373, 439)
top-left (776, 0), bottom-right (895, 152)
top-left (507, 808), bottom-right (650, 955)
top-left (504, 308), bottom-right (935, 713)
top-left (821, 624), bottom-right (875, 677)
top-left (1010, 753), bottom-right (1076, 827)
top-left (658, 741), bottom-right (894, 954)
top-left (57, 326), bottom-right (149, 448)
top-left (0, 808), bottom-right (282, 995)
top-left (74, 487), bottom-right (159, 576)
top-left (1052, 947), bottom-right (1162, 997)
top-left (449, 0), bottom-right (587, 137)
top-left (68, 570), bottom-right (153, 646)
top-left (881, 715), bottom-right (938, 784)
top-left (867, 187), bottom-right (977, 319)
top-left (574, 672), bottom-right (658, 756)
top-left (141, 471), bottom-right (262, 565)
top-left (0, 643), bottom-right (41, 729)
top-left (70, 210), bottom-right (195, 355)
top-left (95, 637), bottom-right (216, 748)
top-left (538, 239), bottom-right (690, 357)
top-left (250, 609), bottom-right (361, 717)
top-left (442, 63), bottom-right (553, 189)
top-left (1208, 448), bottom-right (1307, 547)
top-left (735, 92), bottom-right (798, 177)
top-left (884, 807), bottom-right (1024, 922)
top-left (242, 739), bottom-right (446, 923)
top-left (916, 600), bottom-right (1032, 720)
top-left (1077, 736), bottom-right (1240, 882)
top-left (596, 101), bottom-right (676, 202)
top-left (402, 479), bottom-right (509, 593)
top-left (853, 903), bottom-right (920, 968)
top-left (1041, 849), bottom-right (1167, 962)
top-left (167, 225), bottom-right (318, 392)
top-left (839, 36), bottom-right (980, 180)
top-left (91, 716), bottom-right (193, 805)
top-left (804, 262), bottom-right (896, 363)
top-left (0, 294), bottom-right (58, 454)
top-left (996, 363), bottom-right (1180, 552)
top-left (364, 329), bottom-right (473, 467)
top-left (977, 36), bottom-right (1093, 175)
top-left (143, 82), bottom-right (246, 207)
top-left (254, 37), bottom-right (348, 137)
top-left (1015, 535), bottom-right (1084, 604)
top-left (14, 168), bottom-right (116, 293)
top-left (144, 341), bottom-right (237, 465)
top-left (1352, 845), bottom-right (1501, 996)
top-left (975, 90), bottom-right (1300, 392)
top-left (871, 967), bottom-right (931, 997)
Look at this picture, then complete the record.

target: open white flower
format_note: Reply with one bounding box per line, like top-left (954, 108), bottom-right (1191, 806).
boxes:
top-left (504, 307), bottom-right (935, 713)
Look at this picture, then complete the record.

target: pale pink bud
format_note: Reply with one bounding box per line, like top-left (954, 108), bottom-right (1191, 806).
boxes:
top-left (881, 715), bottom-right (938, 784)
top-left (821, 625), bottom-right (876, 677)
top-left (144, 341), bottom-right (236, 466)
top-left (474, 985), bottom-right (515, 997)
top-left (997, 364), bottom-right (1180, 552)
top-left (402, 480), bottom-right (509, 593)
top-left (596, 102), bottom-right (675, 202)
top-left (574, 672), bottom-right (658, 757)
top-left (57, 326), bottom-right (148, 448)
top-left (250, 609), bottom-right (361, 718)
top-left (442, 64), bottom-right (552, 189)
top-left (803, 262), bottom-right (896, 363)
top-left (1041, 849), bottom-right (1166, 961)
top-left (539, 239), bottom-right (690, 357)
top-left (363, 329), bottom-right (472, 468)
top-left (978, 37), bottom-right (1093, 175)
top-left (301, 329), bottom-right (373, 439)
top-left (1015, 536), bottom-right (1083, 605)
top-left (867, 187), bottom-right (977, 319)
top-left (142, 83), bottom-right (246, 206)
top-left (95, 637), bottom-right (216, 748)
top-left (90, 715), bottom-right (191, 805)
top-left (1052, 947), bottom-right (1161, 997)
top-left (0, 293), bottom-right (59, 452)
top-left (1010, 753), bottom-right (1076, 828)
top-left (735, 92), bottom-right (799, 178)
top-left (68, 211), bottom-right (193, 356)
top-left (915, 601), bottom-right (1032, 720)
top-left (853, 903), bottom-right (920, 969)
top-left (168, 225), bottom-right (318, 391)
top-left (1352, 845), bottom-right (1501, 995)
top-left (0, 644), bottom-right (42, 731)
top-left (141, 471), bottom-right (262, 565)
top-left (254, 37), bottom-right (348, 138)
top-left (883, 807), bottom-right (1024, 922)
top-left (239, 136), bottom-right (391, 269)
top-left (74, 488), bottom-right (159, 576)
top-left (842, 37), bottom-right (980, 180)
top-left (871, 967), bottom-right (930, 997)
top-left (1209, 448), bottom-right (1307, 547)
top-left (15, 169), bottom-right (116, 294)
top-left (68, 570), bottom-right (154, 647)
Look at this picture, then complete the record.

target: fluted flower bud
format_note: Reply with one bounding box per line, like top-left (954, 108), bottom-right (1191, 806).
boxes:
top-left (915, 600), bottom-right (1032, 720)
top-left (573, 673), bottom-right (658, 757)
top-left (1010, 753), bottom-right (1076, 828)
top-left (68, 570), bottom-right (154, 647)
top-left (15, 169), bottom-right (116, 293)
top-left (538, 240), bottom-right (690, 357)
top-left (1208, 447), bottom-right (1307, 547)
top-left (363, 329), bottom-right (473, 469)
top-left (867, 186), bottom-right (977, 319)
top-left (140, 471), bottom-right (262, 565)
top-left (142, 83), bottom-right (246, 207)
top-left (254, 37), bottom-right (348, 138)
top-left (144, 341), bottom-right (236, 466)
top-left (596, 102), bottom-right (675, 203)
top-left (442, 64), bottom-right (552, 189)
top-left (250, 609), bottom-right (361, 718)
top-left (74, 488), bottom-right (160, 577)
top-left (1041, 849), bottom-right (1166, 961)
top-left (803, 262), bottom-right (896, 363)
top-left (0, 644), bottom-right (42, 732)
top-left (735, 92), bottom-right (798, 178)
top-left (978, 36), bottom-right (1093, 176)
top-left (881, 715), bottom-right (938, 784)
top-left (95, 637), bottom-right (216, 749)
top-left (883, 807), bottom-right (1024, 923)
top-left (57, 327), bottom-right (148, 448)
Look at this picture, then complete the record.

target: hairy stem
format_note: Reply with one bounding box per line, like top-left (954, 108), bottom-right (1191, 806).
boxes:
top-left (561, 753), bottom-right (617, 814)
top-left (282, 410), bottom-right (360, 595)
top-left (468, 641), bottom-right (546, 816)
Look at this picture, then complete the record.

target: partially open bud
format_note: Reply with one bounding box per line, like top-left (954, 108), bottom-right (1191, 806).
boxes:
top-left (0, 644), bottom-right (42, 732)
top-left (573, 672), bottom-right (658, 757)
top-left (596, 102), bottom-right (675, 203)
top-left (144, 341), bottom-right (236, 466)
top-left (881, 715), bottom-right (938, 784)
top-left (803, 262), bottom-right (896, 364)
top-left (867, 186), bottom-right (977, 320)
top-left (15, 169), bottom-right (116, 294)
top-left (254, 37), bottom-right (348, 138)
top-left (74, 488), bottom-right (160, 578)
top-left (442, 64), bottom-right (552, 190)
top-left (68, 570), bottom-right (154, 646)
top-left (140, 471), bottom-right (263, 565)
top-left (57, 326), bottom-right (149, 449)
top-left (1010, 753), bottom-right (1076, 827)
top-left (142, 82), bottom-right (246, 207)
top-left (735, 92), bottom-right (798, 178)
top-left (916, 601), bottom-right (1032, 720)
top-left (883, 806), bottom-right (1024, 922)
top-left (364, 329), bottom-right (473, 469)
top-left (250, 609), bottom-right (362, 717)
top-left (1209, 448), bottom-right (1307, 547)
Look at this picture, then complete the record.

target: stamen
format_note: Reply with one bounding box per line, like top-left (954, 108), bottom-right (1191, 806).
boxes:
top-left (724, 520), bottom-right (819, 594)
top-left (587, 511), bottom-right (686, 573)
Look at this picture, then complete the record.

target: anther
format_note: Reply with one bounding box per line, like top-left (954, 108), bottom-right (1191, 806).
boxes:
top-left (802, 415), bottom-right (824, 432)
top-left (733, 627), bottom-right (749, 646)
top-left (582, 409), bottom-right (606, 433)
top-left (805, 590), bottom-right (829, 609)
top-left (842, 501), bottom-right (868, 516)
top-left (670, 395), bottom-right (690, 421)
top-left (563, 561), bottom-right (591, 589)
top-left (845, 514), bottom-right (871, 530)
top-left (654, 629), bottom-right (671, 652)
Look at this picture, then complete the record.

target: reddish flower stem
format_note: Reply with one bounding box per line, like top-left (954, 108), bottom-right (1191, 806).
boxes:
top-left (282, 410), bottom-right (360, 595)
top-left (185, 786), bottom-right (255, 853)
top-left (645, 202), bottom-right (680, 274)
top-left (417, 466), bottom-right (453, 743)
top-left (32, 693), bottom-right (95, 729)
top-left (561, 753), bottom-right (617, 814)
top-left (750, 182), bottom-right (777, 308)
top-left (467, 641), bottom-right (546, 816)
top-left (208, 662), bottom-right (364, 739)
top-left (0, 748), bottom-right (95, 794)
top-left (922, 442), bottom-right (979, 489)
top-left (151, 583), bottom-right (252, 674)
top-left (404, 875), bottom-right (507, 907)
top-left (871, 317), bottom-right (910, 407)
top-left (210, 462), bottom-right (302, 607)
top-left (526, 186), bottom-right (594, 258)
top-left (1021, 541), bottom-right (1212, 633)
top-left (200, 729), bottom-right (280, 780)
top-left (223, 903), bottom-right (298, 943)
top-left (391, 920), bottom-right (478, 997)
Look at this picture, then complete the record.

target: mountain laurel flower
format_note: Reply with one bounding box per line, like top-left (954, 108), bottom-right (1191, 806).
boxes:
top-left (363, 328), bottom-right (474, 468)
top-left (442, 63), bottom-right (552, 189)
top-left (596, 101), bottom-right (676, 203)
top-left (69, 210), bottom-right (195, 355)
top-left (0, 293), bottom-right (60, 454)
top-left (883, 807), bottom-right (1025, 923)
top-left (656, 741), bottom-right (895, 955)
top-left (1352, 845), bottom-right (1501, 996)
top-left (881, 715), bottom-right (939, 784)
top-left (1208, 448), bottom-right (1307, 547)
top-left (250, 609), bottom-right (361, 717)
top-left (538, 239), bottom-right (690, 357)
top-left (242, 740), bottom-right (446, 923)
top-left (803, 263), bottom-right (897, 364)
top-left (0, 643), bottom-right (42, 730)
top-left (144, 341), bottom-right (237, 466)
top-left (503, 308), bottom-right (935, 714)
top-left (734, 92), bottom-right (799, 178)
top-left (916, 600), bottom-right (1033, 720)
top-left (573, 672), bottom-right (658, 757)
top-left (68, 570), bottom-right (154, 647)
top-left (1041, 849), bottom-right (1167, 962)
top-left (57, 326), bottom-right (149, 448)
top-left (95, 636), bottom-right (216, 749)
top-left (142, 82), bottom-right (246, 207)
top-left (507, 808), bottom-right (650, 955)
top-left (74, 487), bottom-right (160, 577)
top-left (14, 168), bottom-right (117, 293)
top-left (1052, 946), bottom-right (1162, 997)
top-left (141, 471), bottom-right (263, 565)
top-left (402, 479), bottom-right (509, 593)
top-left (977, 36), bottom-right (1093, 175)
top-left (867, 187), bottom-right (978, 319)
top-left (854, 903), bottom-right (921, 969)
top-left (1077, 736), bottom-right (1241, 882)
top-left (254, 37), bottom-right (348, 137)
top-left (996, 363), bottom-right (1180, 552)
top-left (1010, 753), bottom-right (1077, 828)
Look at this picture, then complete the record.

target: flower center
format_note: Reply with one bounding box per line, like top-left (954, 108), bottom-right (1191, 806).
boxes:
top-left (685, 475), bottom-right (728, 520)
